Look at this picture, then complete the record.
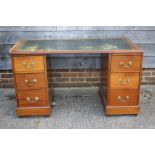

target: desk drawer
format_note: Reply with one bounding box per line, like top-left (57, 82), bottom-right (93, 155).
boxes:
top-left (13, 56), bottom-right (45, 73)
top-left (109, 89), bottom-right (138, 106)
top-left (15, 73), bottom-right (46, 90)
top-left (17, 89), bottom-right (48, 107)
top-left (110, 73), bottom-right (140, 89)
top-left (111, 55), bottom-right (141, 72)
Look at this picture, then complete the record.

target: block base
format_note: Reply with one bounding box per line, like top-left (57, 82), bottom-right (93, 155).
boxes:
top-left (16, 106), bottom-right (52, 117)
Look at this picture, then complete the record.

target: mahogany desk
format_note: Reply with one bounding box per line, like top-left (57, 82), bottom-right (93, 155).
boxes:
top-left (10, 38), bottom-right (143, 116)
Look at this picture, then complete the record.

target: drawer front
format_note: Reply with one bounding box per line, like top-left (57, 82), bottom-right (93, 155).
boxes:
top-left (110, 73), bottom-right (140, 89)
top-left (109, 89), bottom-right (138, 106)
top-left (17, 89), bottom-right (48, 107)
top-left (111, 55), bottom-right (141, 72)
top-left (13, 56), bottom-right (45, 73)
top-left (15, 73), bottom-right (46, 90)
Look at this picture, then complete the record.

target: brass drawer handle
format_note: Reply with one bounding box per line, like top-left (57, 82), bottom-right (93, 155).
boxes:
top-left (24, 79), bottom-right (38, 86)
top-left (26, 96), bottom-right (39, 103)
top-left (117, 96), bottom-right (130, 102)
top-left (118, 78), bottom-right (130, 85)
top-left (120, 61), bottom-right (133, 68)
top-left (22, 62), bottom-right (36, 69)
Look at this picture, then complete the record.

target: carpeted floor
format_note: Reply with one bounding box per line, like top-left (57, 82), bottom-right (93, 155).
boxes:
top-left (0, 86), bottom-right (155, 129)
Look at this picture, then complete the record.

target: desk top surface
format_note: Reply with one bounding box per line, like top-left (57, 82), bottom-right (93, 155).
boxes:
top-left (10, 38), bottom-right (142, 54)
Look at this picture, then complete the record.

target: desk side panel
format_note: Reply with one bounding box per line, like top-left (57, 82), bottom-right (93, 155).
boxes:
top-left (99, 54), bottom-right (110, 108)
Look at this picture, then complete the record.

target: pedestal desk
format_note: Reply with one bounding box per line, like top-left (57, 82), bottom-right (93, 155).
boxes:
top-left (10, 38), bottom-right (143, 116)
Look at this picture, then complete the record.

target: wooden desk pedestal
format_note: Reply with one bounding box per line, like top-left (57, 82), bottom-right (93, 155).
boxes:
top-left (99, 53), bottom-right (143, 115)
top-left (10, 38), bottom-right (143, 116)
top-left (12, 55), bottom-right (51, 116)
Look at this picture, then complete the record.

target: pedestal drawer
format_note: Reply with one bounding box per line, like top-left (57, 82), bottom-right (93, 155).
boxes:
top-left (13, 56), bottom-right (45, 73)
top-left (109, 89), bottom-right (138, 106)
top-left (111, 55), bottom-right (141, 72)
top-left (17, 89), bottom-right (48, 107)
top-left (110, 73), bottom-right (140, 89)
top-left (15, 73), bottom-right (46, 90)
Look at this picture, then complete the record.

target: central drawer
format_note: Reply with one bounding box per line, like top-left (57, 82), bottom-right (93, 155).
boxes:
top-left (17, 89), bottom-right (48, 107)
top-left (110, 72), bottom-right (140, 89)
top-left (13, 56), bottom-right (45, 73)
top-left (15, 73), bottom-right (46, 90)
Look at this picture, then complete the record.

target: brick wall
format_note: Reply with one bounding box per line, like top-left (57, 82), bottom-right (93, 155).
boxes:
top-left (142, 69), bottom-right (155, 84)
top-left (0, 68), bottom-right (155, 88)
top-left (0, 70), bottom-right (13, 88)
top-left (48, 68), bottom-right (100, 88)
